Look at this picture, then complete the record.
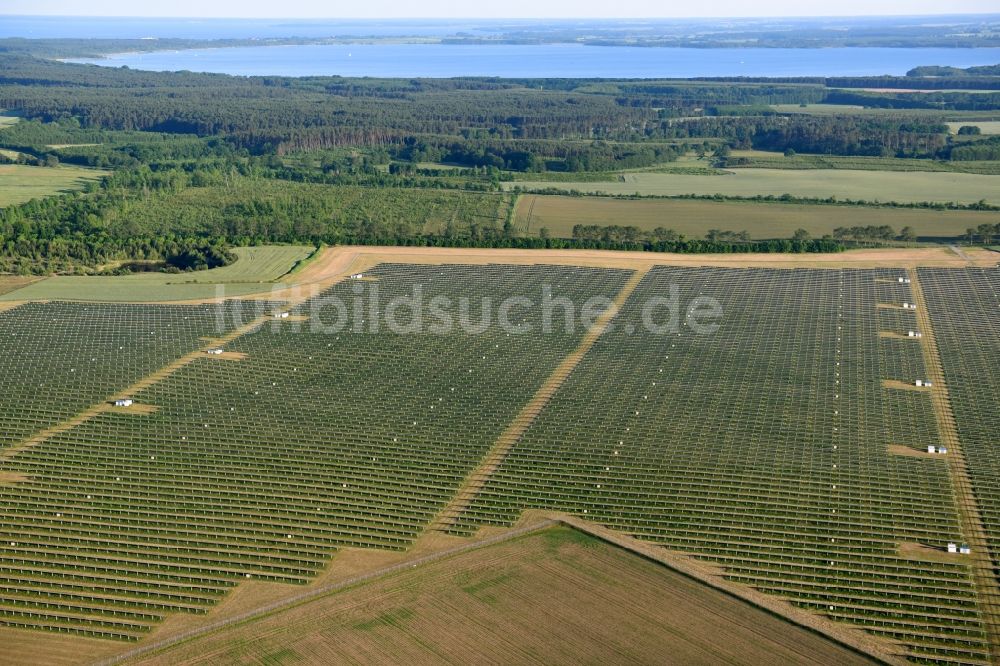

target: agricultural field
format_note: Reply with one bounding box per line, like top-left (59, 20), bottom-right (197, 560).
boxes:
top-left (510, 169), bottom-right (1000, 205)
top-left (450, 265), bottom-right (991, 663)
top-left (0, 276), bottom-right (40, 296)
top-left (163, 245), bottom-right (316, 283)
top-left (947, 122), bottom-right (1000, 135)
top-left (513, 194), bottom-right (998, 240)
top-left (0, 246), bottom-right (316, 303)
top-left (0, 114), bottom-right (18, 128)
top-left (0, 164), bottom-right (106, 207)
top-left (127, 525), bottom-right (877, 666)
top-left (725, 154), bottom-right (1000, 175)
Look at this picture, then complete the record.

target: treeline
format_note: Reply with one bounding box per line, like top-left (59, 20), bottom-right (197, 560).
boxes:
top-left (340, 233), bottom-right (843, 254)
top-left (831, 74), bottom-right (1000, 91)
top-left (906, 64), bottom-right (1000, 78)
top-left (392, 137), bottom-right (682, 172)
top-left (832, 226), bottom-right (915, 243)
top-left (511, 188), bottom-right (1000, 212)
top-left (963, 223), bottom-right (1000, 245)
top-left (946, 136), bottom-right (1000, 162)
top-left (0, 232), bottom-right (235, 275)
top-left (667, 115), bottom-right (949, 157)
top-left (823, 90), bottom-right (1000, 112)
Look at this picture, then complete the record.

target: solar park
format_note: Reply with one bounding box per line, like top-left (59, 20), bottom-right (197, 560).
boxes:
top-left (0, 247), bottom-right (998, 665)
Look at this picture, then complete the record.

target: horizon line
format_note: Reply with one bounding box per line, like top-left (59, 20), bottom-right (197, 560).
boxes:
top-left (2, 12), bottom-right (1000, 20)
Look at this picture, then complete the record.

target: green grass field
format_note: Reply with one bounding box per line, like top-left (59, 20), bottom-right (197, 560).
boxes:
top-left (0, 164), bottom-right (106, 206)
top-left (0, 245), bottom-right (315, 303)
top-left (510, 168), bottom-right (1000, 205)
top-left (0, 114), bottom-right (18, 128)
top-left (514, 194), bottom-right (998, 240)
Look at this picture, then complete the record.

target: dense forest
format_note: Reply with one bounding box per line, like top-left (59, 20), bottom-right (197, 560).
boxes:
top-left (1, 47), bottom-right (999, 273)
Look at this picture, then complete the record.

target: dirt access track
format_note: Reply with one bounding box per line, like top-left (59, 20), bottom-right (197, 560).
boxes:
top-left (183, 244), bottom-right (996, 305)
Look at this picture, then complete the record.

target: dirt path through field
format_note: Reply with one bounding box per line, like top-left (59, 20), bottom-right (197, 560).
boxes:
top-left (908, 267), bottom-right (1000, 661)
top-left (91, 520), bottom-right (561, 666)
top-left (949, 244), bottom-right (975, 265)
top-left (428, 265), bottom-right (652, 533)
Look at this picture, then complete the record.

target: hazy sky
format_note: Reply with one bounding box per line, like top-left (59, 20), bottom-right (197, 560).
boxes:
top-left (2, 0), bottom-right (998, 18)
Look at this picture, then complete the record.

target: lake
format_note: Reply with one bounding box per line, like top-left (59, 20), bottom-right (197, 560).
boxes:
top-left (68, 44), bottom-right (1000, 78)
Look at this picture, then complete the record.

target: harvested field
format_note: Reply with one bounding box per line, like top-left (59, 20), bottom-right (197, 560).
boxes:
top-left (947, 122), bottom-right (1000, 135)
top-left (7, 245), bottom-right (983, 309)
top-left (512, 194), bottom-right (998, 240)
top-left (293, 244), bottom-right (998, 281)
top-left (510, 169), bottom-right (1000, 205)
top-left (126, 526), bottom-right (878, 666)
top-left (0, 276), bottom-right (40, 296)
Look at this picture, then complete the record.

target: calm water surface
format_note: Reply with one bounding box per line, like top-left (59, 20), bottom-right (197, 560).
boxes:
top-left (68, 43), bottom-right (1000, 78)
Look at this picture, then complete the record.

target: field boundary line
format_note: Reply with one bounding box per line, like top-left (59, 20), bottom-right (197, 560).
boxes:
top-left (429, 265), bottom-right (652, 532)
top-left (909, 267), bottom-right (1000, 661)
top-left (92, 520), bottom-right (560, 666)
top-left (102, 514), bottom-right (907, 666)
top-left (554, 514), bottom-right (908, 666)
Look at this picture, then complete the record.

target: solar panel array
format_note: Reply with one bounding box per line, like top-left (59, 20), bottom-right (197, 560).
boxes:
top-left (0, 264), bottom-right (629, 640)
top-left (453, 267), bottom-right (989, 664)
top-left (1, 264), bottom-right (998, 665)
